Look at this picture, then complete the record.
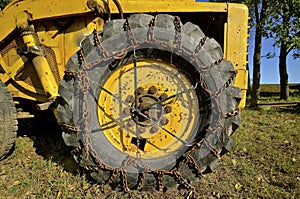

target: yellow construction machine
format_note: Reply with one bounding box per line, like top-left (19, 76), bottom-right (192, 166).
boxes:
top-left (0, 0), bottom-right (248, 190)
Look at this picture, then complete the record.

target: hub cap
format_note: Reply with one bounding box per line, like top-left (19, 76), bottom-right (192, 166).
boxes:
top-left (97, 60), bottom-right (200, 159)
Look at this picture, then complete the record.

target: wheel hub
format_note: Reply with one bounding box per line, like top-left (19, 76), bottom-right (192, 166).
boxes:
top-left (97, 60), bottom-right (200, 159)
top-left (131, 91), bottom-right (169, 126)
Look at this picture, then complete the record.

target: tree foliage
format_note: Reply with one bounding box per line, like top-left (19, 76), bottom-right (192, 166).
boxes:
top-left (265, 0), bottom-right (300, 100)
top-left (0, 0), bottom-right (11, 10)
top-left (210, 0), bottom-right (270, 107)
top-left (211, 0), bottom-right (300, 101)
top-left (266, 0), bottom-right (300, 59)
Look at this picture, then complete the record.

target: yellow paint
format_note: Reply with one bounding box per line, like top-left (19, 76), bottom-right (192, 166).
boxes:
top-left (98, 60), bottom-right (199, 158)
top-left (0, 0), bottom-right (248, 107)
top-left (31, 56), bottom-right (59, 98)
top-left (226, 4), bottom-right (249, 108)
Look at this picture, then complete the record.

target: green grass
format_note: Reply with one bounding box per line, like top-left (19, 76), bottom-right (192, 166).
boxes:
top-left (0, 85), bottom-right (299, 198)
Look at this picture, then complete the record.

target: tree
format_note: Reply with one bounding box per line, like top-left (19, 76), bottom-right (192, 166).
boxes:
top-left (0, 0), bottom-right (11, 10)
top-left (266, 0), bottom-right (300, 100)
top-left (250, 0), bottom-right (269, 107)
top-left (210, 0), bottom-right (269, 107)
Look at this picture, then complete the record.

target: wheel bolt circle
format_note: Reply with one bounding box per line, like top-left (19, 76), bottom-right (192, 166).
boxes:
top-left (126, 120), bottom-right (135, 128)
top-left (160, 117), bottom-right (169, 126)
top-left (136, 87), bottom-right (144, 95)
top-left (150, 126), bottom-right (159, 134)
top-left (123, 107), bottom-right (131, 115)
top-left (138, 126), bottom-right (146, 134)
top-left (164, 105), bottom-right (172, 114)
top-left (125, 95), bottom-right (134, 103)
top-left (148, 85), bottom-right (157, 94)
top-left (159, 93), bottom-right (168, 100)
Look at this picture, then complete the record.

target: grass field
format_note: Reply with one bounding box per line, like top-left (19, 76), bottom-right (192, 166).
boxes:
top-left (0, 85), bottom-right (299, 198)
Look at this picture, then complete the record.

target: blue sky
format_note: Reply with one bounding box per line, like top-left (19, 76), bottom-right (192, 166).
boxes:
top-left (248, 38), bottom-right (299, 84)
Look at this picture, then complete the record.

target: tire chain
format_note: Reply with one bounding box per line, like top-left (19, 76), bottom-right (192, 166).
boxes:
top-left (62, 15), bottom-right (240, 191)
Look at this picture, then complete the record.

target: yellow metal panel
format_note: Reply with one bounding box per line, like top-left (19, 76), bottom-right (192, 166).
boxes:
top-left (1, 5), bottom-right (103, 101)
top-left (223, 22), bottom-right (228, 58)
top-left (5, 83), bottom-right (48, 101)
top-left (37, 17), bottom-right (103, 80)
top-left (110, 0), bottom-right (228, 13)
top-left (226, 3), bottom-right (249, 108)
top-left (0, 0), bottom-right (249, 108)
top-left (235, 69), bottom-right (248, 109)
top-left (62, 17), bottom-right (104, 70)
top-left (0, 0), bottom-right (104, 43)
top-left (225, 4), bottom-right (249, 69)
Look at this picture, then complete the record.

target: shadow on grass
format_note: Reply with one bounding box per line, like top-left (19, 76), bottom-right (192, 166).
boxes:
top-left (260, 91), bottom-right (300, 99)
top-left (249, 103), bottom-right (300, 114)
top-left (17, 110), bottom-right (81, 174)
top-left (277, 105), bottom-right (300, 114)
top-left (260, 92), bottom-right (280, 98)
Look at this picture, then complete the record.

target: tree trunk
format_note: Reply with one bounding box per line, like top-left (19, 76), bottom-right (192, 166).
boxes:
top-left (279, 43), bottom-right (289, 100)
top-left (278, 1), bottom-right (290, 100)
top-left (250, 31), bottom-right (262, 108)
top-left (250, 0), bottom-right (268, 108)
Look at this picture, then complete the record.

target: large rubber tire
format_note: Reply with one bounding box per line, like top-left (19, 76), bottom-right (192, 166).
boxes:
top-left (57, 14), bottom-right (241, 190)
top-left (0, 81), bottom-right (18, 160)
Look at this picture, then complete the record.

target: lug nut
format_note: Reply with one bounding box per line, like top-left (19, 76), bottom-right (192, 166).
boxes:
top-left (123, 107), bottom-right (131, 115)
top-left (148, 85), bottom-right (157, 94)
top-left (160, 117), bottom-right (169, 126)
top-left (125, 95), bottom-right (134, 103)
top-left (159, 93), bottom-right (168, 100)
top-left (150, 126), bottom-right (159, 134)
top-left (136, 87), bottom-right (144, 95)
top-left (164, 105), bottom-right (172, 114)
top-left (126, 120), bottom-right (135, 128)
top-left (138, 127), bottom-right (146, 134)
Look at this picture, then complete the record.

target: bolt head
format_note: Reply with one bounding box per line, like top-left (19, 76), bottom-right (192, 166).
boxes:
top-left (123, 107), bottom-right (131, 115)
top-left (150, 126), bottom-right (159, 134)
top-left (159, 93), bottom-right (168, 100)
top-left (148, 85), bottom-right (157, 94)
top-left (136, 87), bottom-right (145, 95)
top-left (138, 127), bottom-right (146, 134)
top-left (160, 117), bottom-right (169, 126)
top-left (125, 95), bottom-right (134, 103)
top-left (164, 105), bottom-right (172, 114)
top-left (126, 120), bottom-right (135, 128)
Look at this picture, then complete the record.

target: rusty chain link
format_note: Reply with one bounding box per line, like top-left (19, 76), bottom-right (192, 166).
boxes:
top-left (120, 169), bottom-right (129, 192)
top-left (147, 16), bottom-right (156, 41)
top-left (61, 122), bottom-right (81, 132)
top-left (185, 154), bottom-right (204, 177)
top-left (174, 16), bottom-right (182, 49)
top-left (64, 70), bottom-right (78, 78)
top-left (136, 172), bottom-right (145, 190)
top-left (215, 70), bottom-right (238, 97)
top-left (154, 170), bottom-right (164, 191)
top-left (225, 109), bottom-right (240, 118)
top-left (63, 15), bottom-right (240, 191)
top-left (172, 170), bottom-right (193, 189)
top-left (93, 30), bottom-right (110, 58)
top-left (191, 36), bottom-right (207, 58)
top-left (107, 168), bottom-right (119, 184)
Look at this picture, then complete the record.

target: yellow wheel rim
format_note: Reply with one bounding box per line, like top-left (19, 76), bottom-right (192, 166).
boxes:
top-left (97, 60), bottom-right (199, 159)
